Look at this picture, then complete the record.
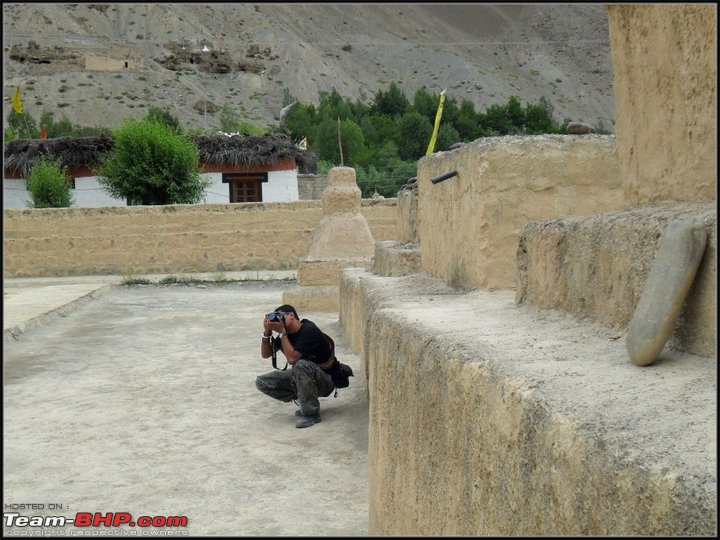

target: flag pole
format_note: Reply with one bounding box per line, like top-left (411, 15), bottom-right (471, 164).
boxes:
top-left (337, 116), bottom-right (344, 166)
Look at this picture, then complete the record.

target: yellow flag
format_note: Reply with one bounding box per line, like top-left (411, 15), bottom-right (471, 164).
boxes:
top-left (426, 89), bottom-right (446, 155)
top-left (12, 86), bottom-right (23, 114)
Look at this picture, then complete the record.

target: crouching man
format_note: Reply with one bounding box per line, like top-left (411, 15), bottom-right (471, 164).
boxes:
top-left (256, 304), bottom-right (336, 428)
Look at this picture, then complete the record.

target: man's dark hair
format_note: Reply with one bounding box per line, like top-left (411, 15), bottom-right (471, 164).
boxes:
top-left (275, 304), bottom-right (299, 320)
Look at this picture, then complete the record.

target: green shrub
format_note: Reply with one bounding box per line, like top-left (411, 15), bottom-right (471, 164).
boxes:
top-left (97, 119), bottom-right (210, 205)
top-left (26, 158), bottom-right (74, 208)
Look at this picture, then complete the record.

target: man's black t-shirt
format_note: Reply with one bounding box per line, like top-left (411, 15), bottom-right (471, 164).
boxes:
top-left (272, 319), bottom-right (331, 365)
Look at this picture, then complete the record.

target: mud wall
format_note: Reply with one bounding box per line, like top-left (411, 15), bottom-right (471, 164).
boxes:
top-left (417, 135), bottom-right (625, 291)
top-left (2, 200), bottom-right (398, 278)
top-left (607, 4), bottom-right (717, 205)
top-left (339, 269), bottom-right (716, 536)
top-left (341, 5), bottom-right (717, 536)
top-left (516, 202), bottom-right (717, 357)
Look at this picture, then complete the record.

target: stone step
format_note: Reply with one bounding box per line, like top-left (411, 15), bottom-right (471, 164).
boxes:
top-left (339, 267), bottom-right (716, 536)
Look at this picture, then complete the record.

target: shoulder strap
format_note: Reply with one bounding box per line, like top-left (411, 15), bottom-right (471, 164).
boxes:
top-left (271, 336), bottom-right (288, 371)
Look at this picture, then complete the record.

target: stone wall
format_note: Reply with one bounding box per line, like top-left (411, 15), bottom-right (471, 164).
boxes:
top-left (297, 174), bottom-right (329, 200)
top-left (607, 4), bottom-right (717, 205)
top-left (2, 200), bottom-right (398, 278)
top-left (417, 135), bottom-right (626, 291)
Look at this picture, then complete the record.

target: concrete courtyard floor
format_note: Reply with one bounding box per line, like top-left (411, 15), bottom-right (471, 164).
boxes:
top-left (3, 275), bottom-right (369, 536)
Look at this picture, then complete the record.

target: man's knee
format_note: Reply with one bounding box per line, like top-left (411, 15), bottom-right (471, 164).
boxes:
top-left (293, 358), bottom-right (315, 376)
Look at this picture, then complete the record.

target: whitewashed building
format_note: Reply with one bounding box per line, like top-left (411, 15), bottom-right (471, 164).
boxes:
top-left (3, 133), bottom-right (314, 209)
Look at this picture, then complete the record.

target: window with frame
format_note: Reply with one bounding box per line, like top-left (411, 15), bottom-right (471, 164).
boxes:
top-left (223, 173), bottom-right (267, 202)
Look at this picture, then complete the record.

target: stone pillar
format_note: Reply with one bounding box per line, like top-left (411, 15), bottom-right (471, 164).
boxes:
top-left (283, 166), bottom-right (376, 311)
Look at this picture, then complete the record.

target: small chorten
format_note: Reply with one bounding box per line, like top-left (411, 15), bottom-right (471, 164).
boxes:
top-left (283, 166), bottom-right (375, 311)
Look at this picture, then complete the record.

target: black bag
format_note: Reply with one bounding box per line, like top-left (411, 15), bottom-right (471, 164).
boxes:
top-left (327, 359), bottom-right (354, 388)
top-left (320, 333), bottom-right (354, 388)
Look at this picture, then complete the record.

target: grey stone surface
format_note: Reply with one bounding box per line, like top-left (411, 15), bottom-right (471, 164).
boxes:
top-left (626, 217), bottom-right (708, 366)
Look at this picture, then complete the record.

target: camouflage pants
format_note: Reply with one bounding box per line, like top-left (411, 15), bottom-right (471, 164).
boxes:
top-left (255, 359), bottom-right (335, 416)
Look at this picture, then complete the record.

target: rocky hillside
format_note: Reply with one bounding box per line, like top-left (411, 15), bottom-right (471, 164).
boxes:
top-left (3, 3), bottom-right (616, 134)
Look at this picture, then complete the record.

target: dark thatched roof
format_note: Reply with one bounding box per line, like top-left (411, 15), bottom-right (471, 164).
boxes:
top-left (189, 133), bottom-right (315, 171)
top-left (3, 135), bottom-right (114, 177)
top-left (4, 133), bottom-right (315, 177)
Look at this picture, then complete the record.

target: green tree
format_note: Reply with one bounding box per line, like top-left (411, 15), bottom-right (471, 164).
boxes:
top-left (356, 138), bottom-right (399, 169)
top-left (454, 99), bottom-right (480, 141)
top-left (317, 88), bottom-right (352, 122)
top-left (506, 96), bottom-right (525, 133)
top-left (4, 125), bottom-right (18, 143)
top-left (365, 114), bottom-right (400, 147)
top-left (372, 82), bottom-right (409, 118)
top-left (26, 157), bottom-right (74, 208)
top-left (39, 110), bottom-right (55, 136)
top-left (53, 115), bottom-right (75, 137)
top-left (7, 109), bottom-right (39, 139)
top-left (279, 102), bottom-right (317, 144)
top-left (218, 103), bottom-right (264, 134)
top-left (435, 123), bottom-right (460, 152)
top-left (145, 107), bottom-right (181, 134)
top-left (97, 119), bottom-right (210, 205)
top-left (313, 117), bottom-right (364, 164)
top-left (481, 103), bottom-right (513, 135)
top-left (281, 87), bottom-right (295, 108)
top-left (412, 87), bottom-right (438, 122)
top-left (396, 111), bottom-right (432, 160)
top-left (524, 102), bottom-right (558, 134)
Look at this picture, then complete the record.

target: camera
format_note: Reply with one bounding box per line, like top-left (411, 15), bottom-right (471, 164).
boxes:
top-left (267, 311), bottom-right (285, 323)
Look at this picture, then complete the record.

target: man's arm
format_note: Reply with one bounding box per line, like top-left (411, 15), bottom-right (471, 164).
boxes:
top-left (277, 332), bottom-right (302, 364)
top-left (261, 331), bottom-right (273, 358)
top-left (260, 315), bottom-right (273, 358)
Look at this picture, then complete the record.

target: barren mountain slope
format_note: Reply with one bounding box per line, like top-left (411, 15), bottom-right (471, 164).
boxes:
top-left (3, 3), bottom-right (615, 133)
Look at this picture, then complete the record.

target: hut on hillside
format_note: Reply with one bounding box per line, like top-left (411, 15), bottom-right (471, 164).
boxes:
top-left (3, 133), bottom-right (316, 209)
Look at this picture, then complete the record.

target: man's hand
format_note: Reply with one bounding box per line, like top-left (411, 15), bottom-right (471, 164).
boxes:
top-left (264, 314), bottom-right (285, 334)
top-left (263, 315), bottom-right (273, 336)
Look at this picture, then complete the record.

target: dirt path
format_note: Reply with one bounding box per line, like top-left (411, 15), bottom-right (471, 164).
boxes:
top-left (3, 281), bottom-right (368, 536)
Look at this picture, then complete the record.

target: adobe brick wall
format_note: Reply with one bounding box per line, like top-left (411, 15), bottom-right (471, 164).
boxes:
top-left (2, 199), bottom-right (398, 278)
top-left (417, 135), bottom-right (626, 291)
top-left (607, 4), bottom-right (717, 205)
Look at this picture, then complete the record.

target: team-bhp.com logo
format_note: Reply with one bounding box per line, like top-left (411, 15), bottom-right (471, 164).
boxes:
top-left (4, 511), bottom-right (189, 536)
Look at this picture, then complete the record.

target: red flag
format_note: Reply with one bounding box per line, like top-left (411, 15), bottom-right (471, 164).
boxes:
top-left (40, 126), bottom-right (47, 139)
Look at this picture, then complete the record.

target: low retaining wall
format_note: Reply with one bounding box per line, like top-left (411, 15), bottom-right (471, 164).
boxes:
top-left (516, 201), bottom-right (716, 357)
top-left (339, 268), bottom-right (716, 536)
top-left (417, 135), bottom-right (626, 291)
top-left (2, 200), bottom-right (398, 278)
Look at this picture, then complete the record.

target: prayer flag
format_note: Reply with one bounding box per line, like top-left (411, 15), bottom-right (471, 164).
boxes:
top-left (12, 86), bottom-right (23, 114)
top-left (426, 89), bottom-right (446, 155)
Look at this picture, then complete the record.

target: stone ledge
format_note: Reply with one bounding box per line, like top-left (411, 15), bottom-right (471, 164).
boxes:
top-left (339, 269), bottom-right (716, 535)
top-left (516, 201), bottom-right (716, 357)
top-left (283, 284), bottom-right (343, 312)
top-left (3, 283), bottom-right (112, 341)
top-left (371, 240), bottom-right (421, 276)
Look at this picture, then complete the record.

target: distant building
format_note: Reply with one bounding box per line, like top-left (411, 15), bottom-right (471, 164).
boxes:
top-left (3, 133), bottom-right (315, 209)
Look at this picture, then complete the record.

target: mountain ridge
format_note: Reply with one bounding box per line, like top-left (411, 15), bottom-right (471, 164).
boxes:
top-left (3, 3), bottom-right (615, 134)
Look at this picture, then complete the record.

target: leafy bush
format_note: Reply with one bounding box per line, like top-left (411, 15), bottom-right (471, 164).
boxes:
top-left (96, 119), bottom-right (210, 205)
top-left (26, 157), bottom-right (74, 208)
